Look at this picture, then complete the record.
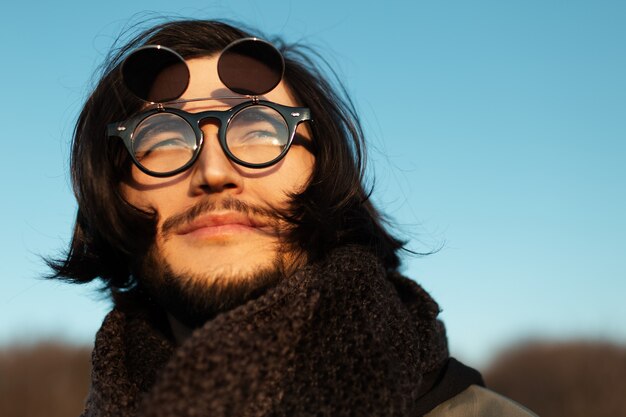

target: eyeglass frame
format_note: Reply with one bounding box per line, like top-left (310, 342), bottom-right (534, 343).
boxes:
top-left (107, 98), bottom-right (313, 178)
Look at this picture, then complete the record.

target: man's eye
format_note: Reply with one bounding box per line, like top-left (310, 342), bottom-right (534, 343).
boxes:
top-left (149, 137), bottom-right (189, 150)
top-left (133, 113), bottom-right (196, 157)
top-left (227, 107), bottom-right (289, 149)
top-left (228, 118), bottom-right (286, 147)
top-left (238, 130), bottom-right (283, 146)
top-left (137, 134), bottom-right (187, 151)
top-left (134, 134), bottom-right (192, 161)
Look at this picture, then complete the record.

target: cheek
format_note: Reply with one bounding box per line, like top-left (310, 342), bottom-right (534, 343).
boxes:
top-left (262, 151), bottom-right (314, 199)
top-left (120, 166), bottom-right (190, 212)
top-left (120, 179), bottom-right (171, 218)
top-left (292, 151), bottom-right (315, 190)
top-left (120, 181), bottom-right (145, 209)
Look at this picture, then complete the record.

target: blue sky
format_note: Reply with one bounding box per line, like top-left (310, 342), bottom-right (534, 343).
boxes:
top-left (1, 0), bottom-right (624, 367)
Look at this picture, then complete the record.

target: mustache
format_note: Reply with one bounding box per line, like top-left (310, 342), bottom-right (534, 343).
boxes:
top-left (160, 197), bottom-right (282, 236)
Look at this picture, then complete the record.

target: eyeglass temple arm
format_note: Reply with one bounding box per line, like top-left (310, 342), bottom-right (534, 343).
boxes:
top-left (106, 123), bottom-right (132, 150)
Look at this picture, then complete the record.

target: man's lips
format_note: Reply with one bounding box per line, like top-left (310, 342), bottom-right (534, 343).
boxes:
top-left (175, 212), bottom-right (271, 237)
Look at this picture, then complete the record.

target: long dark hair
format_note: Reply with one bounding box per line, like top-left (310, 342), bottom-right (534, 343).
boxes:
top-left (48, 19), bottom-right (405, 292)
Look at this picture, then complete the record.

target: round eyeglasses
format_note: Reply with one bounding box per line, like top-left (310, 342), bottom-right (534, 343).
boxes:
top-left (107, 100), bottom-right (312, 177)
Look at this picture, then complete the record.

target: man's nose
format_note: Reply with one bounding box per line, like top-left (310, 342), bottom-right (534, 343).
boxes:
top-left (188, 120), bottom-right (243, 195)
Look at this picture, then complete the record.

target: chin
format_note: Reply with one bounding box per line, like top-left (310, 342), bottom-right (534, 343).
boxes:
top-left (173, 257), bottom-right (278, 285)
top-left (137, 240), bottom-right (288, 328)
top-left (162, 240), bottom-right (282, 284)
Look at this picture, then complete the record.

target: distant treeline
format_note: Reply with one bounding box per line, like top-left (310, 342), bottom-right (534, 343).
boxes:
top-left (484, 341), bottom-right (626, 416)
top-left (0, 340), bottom-right (625, 417)
top-left (0, 342), bottom-right (91, 417)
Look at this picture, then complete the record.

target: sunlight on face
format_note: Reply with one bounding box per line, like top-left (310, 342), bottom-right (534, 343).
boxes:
top-left (121, 55), bottom-right (314, 286)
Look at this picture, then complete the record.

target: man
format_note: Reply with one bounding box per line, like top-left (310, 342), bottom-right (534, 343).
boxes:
top-left (50, 19), bottom-right (537, 416)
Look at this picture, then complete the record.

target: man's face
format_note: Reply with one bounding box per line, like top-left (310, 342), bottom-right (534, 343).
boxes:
top-left (121, 55), bottom-right (314, 316)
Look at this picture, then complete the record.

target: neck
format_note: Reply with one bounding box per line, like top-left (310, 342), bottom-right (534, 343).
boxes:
top-left (167, 313), bottom-right (194, 345)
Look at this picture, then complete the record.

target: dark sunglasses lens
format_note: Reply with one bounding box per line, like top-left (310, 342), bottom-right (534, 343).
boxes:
top-left (132, 113), bottom-right (197, 173)
top-left (226, 106), bottom-right (289, 164)
top-left (122, 46), bottom-right (189, 102)
top-left (218, 38), bottom-right (284, 96)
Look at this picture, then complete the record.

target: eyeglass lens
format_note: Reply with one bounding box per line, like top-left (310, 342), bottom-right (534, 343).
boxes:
top-left (132, 113), bottom-right (197, 174)
top-left (131, 106), bottom-right (290, 173)
top-left (217, 39), bottom-right (284, 96)
top-left (122, 46), bottom-right (190, 103)
top-left (226, 106), bottom-right (289, 164)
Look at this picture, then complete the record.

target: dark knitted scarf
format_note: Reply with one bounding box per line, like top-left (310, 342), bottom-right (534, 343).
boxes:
top-left (82, 246), bottom-right (454, 417)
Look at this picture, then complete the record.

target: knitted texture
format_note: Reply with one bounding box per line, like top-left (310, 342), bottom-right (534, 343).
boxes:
top-left (82, 245), bottom-right (448, 417)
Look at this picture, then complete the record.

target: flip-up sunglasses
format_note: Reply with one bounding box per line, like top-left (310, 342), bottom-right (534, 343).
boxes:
top-left (107, 38), bottom-right (312, 177)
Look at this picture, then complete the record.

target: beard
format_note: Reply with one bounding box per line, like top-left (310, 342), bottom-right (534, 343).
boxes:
top-left (133, 197), bottom-right (296, 329)
top-left (136, 248), bottom-right (288, 329)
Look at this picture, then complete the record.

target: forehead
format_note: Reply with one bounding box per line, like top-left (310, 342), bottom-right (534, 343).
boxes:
top-left (151, 55), bottom-right (300, 110)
